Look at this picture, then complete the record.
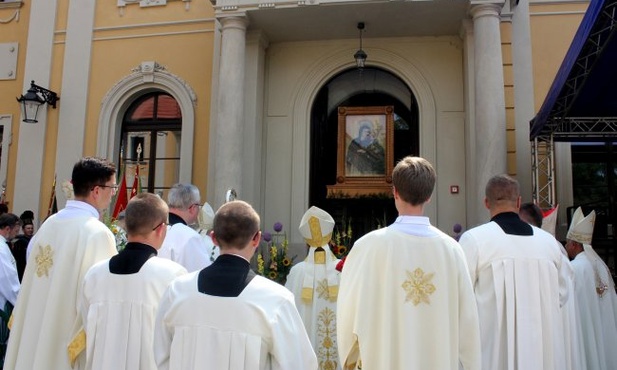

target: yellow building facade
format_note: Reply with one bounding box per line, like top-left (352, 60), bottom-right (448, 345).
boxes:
top-left (0, 0), bottom-right (216, 222)
top-left (0, 0), bottom-right (589, 244)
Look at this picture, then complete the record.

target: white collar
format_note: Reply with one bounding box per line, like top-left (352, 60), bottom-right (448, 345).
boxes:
top-left (393, 215), bottom-right (431, 226)
top-left (60, 200), bottom-right (100, 218)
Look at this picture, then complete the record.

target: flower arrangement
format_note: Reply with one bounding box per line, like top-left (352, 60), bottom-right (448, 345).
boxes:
top-left (102, 212), bottom-right (128, 251)
top-left (255, 222), bottom-right (295, 285)
top-left (329, 217), bottom-right (353, 260)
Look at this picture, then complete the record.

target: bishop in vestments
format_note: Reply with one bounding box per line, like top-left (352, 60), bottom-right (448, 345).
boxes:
top-left (286, 206), bottom-right (341, 370)
top-left (565, 207), bottom-right (617, 370)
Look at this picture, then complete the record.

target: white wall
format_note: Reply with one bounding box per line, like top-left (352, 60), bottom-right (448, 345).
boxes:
top-left (260, 35), bottom-right (467, 244)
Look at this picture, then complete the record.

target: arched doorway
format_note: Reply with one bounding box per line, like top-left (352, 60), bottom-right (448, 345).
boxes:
top-left (120, 91), bottom-right (182, 198)
top-left (309, 67), bottom-right (419, 243)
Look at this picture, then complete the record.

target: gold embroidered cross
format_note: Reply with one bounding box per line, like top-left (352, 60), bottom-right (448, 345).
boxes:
top-left (402, 268), bottom-right (436, 306)
top-left (35, 245), bottom-right (54, 277)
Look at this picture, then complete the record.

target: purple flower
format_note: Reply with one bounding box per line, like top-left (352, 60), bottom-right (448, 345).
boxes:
top-left (453, 223), bottom-right (462, 234)
top-left (273, 222), bottom-right (283, 233)
top-left (262, 231), bottom-right (272, 242)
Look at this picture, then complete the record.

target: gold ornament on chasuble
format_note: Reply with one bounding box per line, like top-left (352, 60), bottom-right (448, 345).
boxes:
top-left (35, 244), bottom-right (54, 277)
top-left (317, 307), bottom-right (338, 370)
top-left (402, 268), bottom-right (436, 306)
top-left (316, 279), bottom-right (338, 302)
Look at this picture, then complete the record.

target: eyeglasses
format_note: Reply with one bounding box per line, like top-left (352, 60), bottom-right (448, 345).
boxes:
top-left (97, 184), bottom-right (119, 191)
top-left (191, 203), bottom-right (202, 210)
top-left (152, 221), bottom-right (167, 231)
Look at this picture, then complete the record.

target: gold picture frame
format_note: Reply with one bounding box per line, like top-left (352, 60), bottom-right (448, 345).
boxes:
top-left (327, 106), bottom-right (394, 198)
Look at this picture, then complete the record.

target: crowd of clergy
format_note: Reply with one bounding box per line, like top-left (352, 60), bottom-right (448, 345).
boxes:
top-left (0, 155), bottom-right (615, 370)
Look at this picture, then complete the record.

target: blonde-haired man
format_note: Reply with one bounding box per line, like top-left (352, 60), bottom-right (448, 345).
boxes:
top-left (337, 156), bottom-right (480, 370)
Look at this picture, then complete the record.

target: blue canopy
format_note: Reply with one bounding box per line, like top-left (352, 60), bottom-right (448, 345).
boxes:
top-left (529, 0), bottom-right (617, 141)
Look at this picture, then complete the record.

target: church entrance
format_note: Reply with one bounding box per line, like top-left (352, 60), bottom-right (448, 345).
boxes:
top-left (309, 67), bottom-right (419, 247)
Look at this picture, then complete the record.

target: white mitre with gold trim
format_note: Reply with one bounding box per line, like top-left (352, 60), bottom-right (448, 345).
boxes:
top-left (566, 207), bottom-right (595, 244)
top-left (198, 202), bottom-right (215, 231)
top-left (298, 206), bottom-right (338, 303)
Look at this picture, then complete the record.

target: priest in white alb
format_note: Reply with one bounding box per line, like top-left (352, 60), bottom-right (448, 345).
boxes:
top-left (337, 156), bottom-right (480, 370)
top-left (5, 157), bottom-right (119, 370)
top-left (519, 203), bottom-right (586, 370)
top-left (80, 193), bottom-right (187, 370)
top-left (459, 175), bottom-right (569, 370)
top-left (154, 200), bottom-right (317, 370)
top-left (286, 206), bottom-right (341, 370)
top-left (565, 207), bottom-right (617, 370)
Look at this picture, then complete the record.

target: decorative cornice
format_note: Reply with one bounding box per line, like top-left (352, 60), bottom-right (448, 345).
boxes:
top-left (0, 1), bottom-right (23, 10)
top-left (0, 8), bottom-right (20, 24)
top-left (470, 2), bottom-right (504, 19)
top-left (131, 61), bottom-right (167, 74)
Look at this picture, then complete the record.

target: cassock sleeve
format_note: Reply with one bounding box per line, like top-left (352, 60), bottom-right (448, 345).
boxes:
top-left (0, 244), bottom-right (20, 306)
top-left (180, 235), bottom-right (211, 272)
top-left (454, 246), bottom-right (481, 370)
top-left (68, 226), bottom-right (117, 367)
top-left (269, 296), bottom-right (317, 370)
top-left (458, 232), bottom-right (479, 285)
top-left (154, 286), bottom-right (174, 370)
top-left (554, 240), bottom-right (570, 308)
top-left (284, 264), bottom-right (303, 308)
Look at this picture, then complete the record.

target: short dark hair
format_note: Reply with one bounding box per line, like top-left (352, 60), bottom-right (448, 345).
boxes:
top-left (392, 156), bottom-right (436, 206)
top-left (0, 204), bottom-right (8, 215)
top-left (125, 193), bottom-right (168, 236)
top-left (485, 175), bottom-right (519, 206)
top-left (0, 213), bottom-right (20, 229)
top-left (213, 200), bottom-right (260, 250)
top-left (72, 157), bottom-right (116, 197)
top-left (20, 210), bottom-right (34, 225)
top-left (519, 202), bottom-right (543, 228)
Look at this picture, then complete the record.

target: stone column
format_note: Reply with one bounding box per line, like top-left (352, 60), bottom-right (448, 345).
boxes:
top-left (213, 16), bottom-right (248, 207)
top-left (471, 2), bottom-right (507, 223)
top-left (511, 0), bottom-right (535, 200)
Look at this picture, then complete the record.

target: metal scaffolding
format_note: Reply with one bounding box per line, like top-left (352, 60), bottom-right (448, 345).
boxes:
top-left (530, 0), bottom-right (617, 206)
top-left (531, 136), bottom-right (555, 209)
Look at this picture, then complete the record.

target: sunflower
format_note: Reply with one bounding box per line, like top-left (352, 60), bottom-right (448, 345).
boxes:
top-left (282, 258), bottom-right (291, 267)
top-left (257, 254), bottom-right (265, 275)
top-left (268, 271), bottom-right (278, 280)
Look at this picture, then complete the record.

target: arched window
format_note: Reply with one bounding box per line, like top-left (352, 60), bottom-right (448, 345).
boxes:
top-left (120, 91), bottom-right (182, 196)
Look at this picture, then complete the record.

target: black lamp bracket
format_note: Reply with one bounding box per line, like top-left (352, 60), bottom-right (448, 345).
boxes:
top-left (19, 80), bottom-right (59, 109)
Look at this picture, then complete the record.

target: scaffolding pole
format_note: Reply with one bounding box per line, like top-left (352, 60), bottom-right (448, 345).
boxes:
top-left (531, 135), bottom-right (555, 209)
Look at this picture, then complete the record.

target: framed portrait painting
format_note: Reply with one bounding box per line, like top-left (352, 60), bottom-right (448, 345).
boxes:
top-left (327, 106), bottom-right (394, 198)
